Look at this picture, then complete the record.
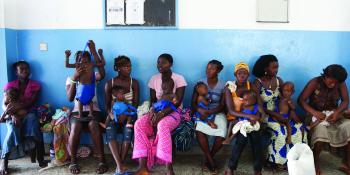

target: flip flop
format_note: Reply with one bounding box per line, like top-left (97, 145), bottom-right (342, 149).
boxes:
top-left (96, 162), bottom-right (108, 174)
top-left (69, 163), bottom-right (80, 174)
top-left (114, 171), bottom-right (133, 175)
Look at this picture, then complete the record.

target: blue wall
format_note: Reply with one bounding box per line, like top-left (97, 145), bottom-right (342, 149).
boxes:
top-left (0, 28), bottom-right (7, 112)
top-left (0, 28), bottom-right (18, 146)
top-left (0, 28), bottom-right (349, 145)
top-left (14, 29), bottom-right (350, 111)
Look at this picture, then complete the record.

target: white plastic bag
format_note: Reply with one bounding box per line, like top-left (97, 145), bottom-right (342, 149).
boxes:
top-left (287, 143), bottom-right (316, 175)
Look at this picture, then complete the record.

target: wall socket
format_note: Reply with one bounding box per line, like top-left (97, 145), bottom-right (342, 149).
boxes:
top-left (39, 43), bottom-right (48, 51)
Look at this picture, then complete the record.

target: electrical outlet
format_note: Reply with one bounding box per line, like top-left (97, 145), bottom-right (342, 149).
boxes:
top-left (40, 43), bottom-right (48, 51)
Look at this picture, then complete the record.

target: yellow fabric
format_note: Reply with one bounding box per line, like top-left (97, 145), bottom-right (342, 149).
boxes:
top-left (234, 62), bottom-right (250, 74)
top-left (226, 81), bottom-right (250, 121)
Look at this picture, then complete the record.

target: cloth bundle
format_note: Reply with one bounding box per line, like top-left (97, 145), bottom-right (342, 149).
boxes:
top-left (232, 121), bottom-right (260, 137)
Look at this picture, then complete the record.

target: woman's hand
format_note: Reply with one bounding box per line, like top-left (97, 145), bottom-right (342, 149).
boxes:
top-left (11, 116), bottom-right (21, 127)
top-left (248, 114), bottom-right (260, 122)
top-left (72, 65), bottom-right (86, 81)
top-left (327, 111), bottom-right (341, 123)
top-left (6, 102), bottom-right (22, 115)
top-left (151, 112), bottom-right (164, 126)
top-left (313, 111), bottom-right (326, 121)
top-left (197, 108), bottom-right (209, 118)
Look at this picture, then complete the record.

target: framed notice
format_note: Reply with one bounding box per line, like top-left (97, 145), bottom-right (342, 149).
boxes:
top-left (105, 0), bottom-right (176, 27)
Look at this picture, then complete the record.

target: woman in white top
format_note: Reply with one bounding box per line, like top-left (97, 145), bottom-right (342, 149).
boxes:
top-left (66, 41), bottom-right (107, 174)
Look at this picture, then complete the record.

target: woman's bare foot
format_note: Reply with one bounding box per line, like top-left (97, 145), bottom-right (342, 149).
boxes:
top-left (224, 168), bottom-right (234, 175)
top-left (166, 163), bottom-right (175, 175)
top-left (134, 168), bottom-right (150, 175)
top-left (316, 168), bottom-right (322, 175)
top-left (276, 164), bottom-right (287, 171)
top-left (88, 111), bottom-right (94, 118)
top-left (166, 170), bottom-right (175, 175)
top-left (338, 163), bottom-right (350, 174)
top-left (254, 171), bottom-right (262, 175)
top-left (115, 165), bottom-right (129, 174)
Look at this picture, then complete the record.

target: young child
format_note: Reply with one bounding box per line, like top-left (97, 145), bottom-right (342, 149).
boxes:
top-left (64, 44), bottom-right (105, 119)
top-left (224, 90), bottom-right (261, 144)
top-left (193, 82), bottom-right (217, 129)
top-left (151, 77), bottom-right (178, 117)
top-left (0, 88), bottom-right (27, 126)
top-left (276, 82), bottom-right (295, 144)
top-left (271, 82), bottom-right (305, 144)
top-left (102, 86), bottom-right (136, 129)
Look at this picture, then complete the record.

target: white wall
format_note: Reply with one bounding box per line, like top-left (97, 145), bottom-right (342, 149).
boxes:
top-left (3, 0), bottom-right (350, 31)
top-left (0, 0), bottom-right (5, 28)
top-left (179, 0), bottom-right (350, 31)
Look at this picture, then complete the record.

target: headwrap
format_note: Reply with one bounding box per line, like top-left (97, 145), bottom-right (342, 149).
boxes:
top-left (234, 62), bottom-right (249, 74)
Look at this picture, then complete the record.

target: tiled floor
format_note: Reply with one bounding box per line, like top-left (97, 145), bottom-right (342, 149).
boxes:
top-left (5, 146), bottom-right (346, 174)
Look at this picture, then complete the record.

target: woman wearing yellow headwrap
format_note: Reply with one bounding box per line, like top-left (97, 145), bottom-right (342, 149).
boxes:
top-left (223, 62), bottom-right (263, 175)
top-left (224, 62), bottom-right (251, 137)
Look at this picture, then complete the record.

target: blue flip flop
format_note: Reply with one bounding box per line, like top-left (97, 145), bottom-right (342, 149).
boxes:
top-left (114, 171), bottom-right (133, 175)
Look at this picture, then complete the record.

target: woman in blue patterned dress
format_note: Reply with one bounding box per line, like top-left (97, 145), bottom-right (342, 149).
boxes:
top-left (252, 55), bottom-right (287, 170)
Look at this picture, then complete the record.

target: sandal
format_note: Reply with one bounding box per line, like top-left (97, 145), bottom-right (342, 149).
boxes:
top-left (114, 171), bottom-right (133, 175)
top-left (69, 163), bottom-right (81, 174)
top-left (96, 162), bottom-right (108, 174)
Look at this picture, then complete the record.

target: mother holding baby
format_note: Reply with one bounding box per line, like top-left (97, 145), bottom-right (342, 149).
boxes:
top-left (298, 64), bottom-right (350, 175)
top-left (133, 53), bottom-right (187, 175)
top-left (191, 60), bottom-right (227, 174)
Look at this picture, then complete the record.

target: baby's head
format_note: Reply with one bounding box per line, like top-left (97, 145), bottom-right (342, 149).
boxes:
top-left (242, 90), bottom-right (257, 107)
top-left (195, 82), bottom-right (208, 96)
top-left (111, 86), bottom-right (125, 102)
top-left (79, 51), bottom-right (92, 64)
top-left (162, 78), bottom-right (175, 95)
top-left (6, 88), bottom-right (19, 103)
top-left (281, 82), bottom-right (295, 99)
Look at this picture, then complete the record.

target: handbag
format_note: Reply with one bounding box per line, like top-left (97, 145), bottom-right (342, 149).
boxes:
top-left (172, 108), bottom-right (195, 152)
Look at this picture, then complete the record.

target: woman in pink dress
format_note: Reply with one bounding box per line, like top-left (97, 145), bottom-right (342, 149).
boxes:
top-left (133, 53), bottom-right (187, 175)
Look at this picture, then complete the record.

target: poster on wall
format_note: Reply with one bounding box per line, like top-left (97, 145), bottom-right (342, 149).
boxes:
top-left (125, 0), bottom-right (145, 25)
top-left (106, 0), bottom-right (125, 25)
top-left (105, 0), bottom-right (176, 27)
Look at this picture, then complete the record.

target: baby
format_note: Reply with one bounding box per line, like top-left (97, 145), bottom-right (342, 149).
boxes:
top-left (65, 42), bottom-right (105, 119)
top-left (223, 90), bottom-right (261, 144)
top-left (193, 82), bottom-right (217, 129)
top-left (110, 86), bottom-right (136, 128)
top-left (151, 77), bottom-right (178, 117)
top-left (276, 82), bottom-right (298, 144)
top-left (0, 88), bottom-right (27, 126)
